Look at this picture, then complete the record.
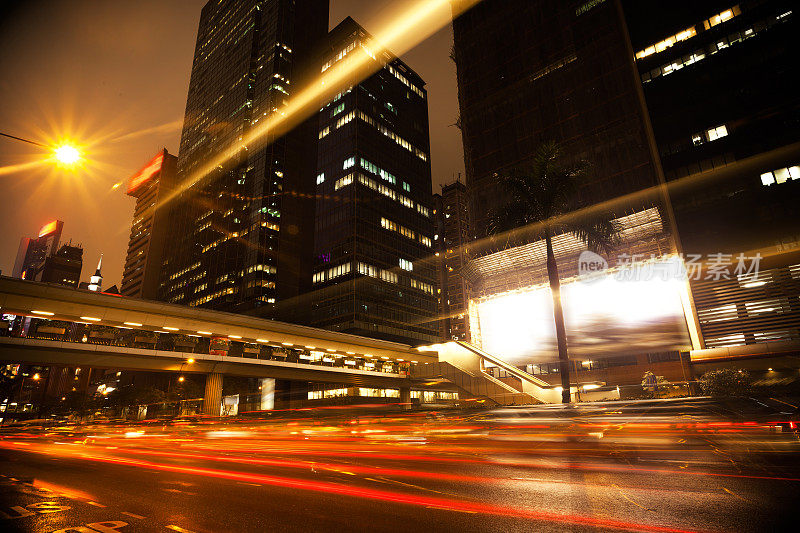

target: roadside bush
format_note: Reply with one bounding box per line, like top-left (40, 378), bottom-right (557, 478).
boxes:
top-left (698, 369), bottom-right (753, 396)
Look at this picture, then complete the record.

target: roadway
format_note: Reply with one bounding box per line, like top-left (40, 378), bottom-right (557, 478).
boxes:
top-left (1, 397), bottom-right (798, 532)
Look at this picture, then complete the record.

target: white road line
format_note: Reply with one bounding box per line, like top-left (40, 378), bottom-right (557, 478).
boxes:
top-left (121, 511), bottom-right (146, 519)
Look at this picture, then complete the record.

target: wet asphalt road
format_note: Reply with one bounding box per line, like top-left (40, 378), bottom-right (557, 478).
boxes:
top-left (1, 397), bottom-right (799, 533)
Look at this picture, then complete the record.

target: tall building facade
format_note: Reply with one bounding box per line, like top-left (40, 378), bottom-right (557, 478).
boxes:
top-left (39, 243), bottom-right (83, 288)
top-left (623, 0), bottom-right (800, 348)
top-left (452, 0), bottom-right (800, 368)
top-left (121, 149), bottom-right (178, 300)
top-left (12, 220), bottom-right (64, 280)
top-left (433, 180), bottom-right (471, 341)
top-left (160, 0), bottom-right (328, 321)
top-left (452, 0), bottom-right (665, 243)
top-left (309, 18), bottom-right (438, 345)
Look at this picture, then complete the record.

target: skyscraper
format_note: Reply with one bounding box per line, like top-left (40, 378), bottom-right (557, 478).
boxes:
top-left (433, 180), bottom-right (471, 341)
top-left (12, 220), bottom-right (64, 280)
top-left (121, 149), bottom-right (178, 300)
top-left (309, 17), bottom-right (438, 345)
top-left (623, 0), bottom-right (800, 348)
top-left (160, 0), bottom-right (328, 320)
top-left (452, 0), bottom-right (664, 242)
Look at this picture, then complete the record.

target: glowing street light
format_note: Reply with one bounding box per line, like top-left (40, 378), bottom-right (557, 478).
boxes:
top-left (1, 131), bottom-right (82, 167)
top-left (54, 145), bottom-right (81, 165)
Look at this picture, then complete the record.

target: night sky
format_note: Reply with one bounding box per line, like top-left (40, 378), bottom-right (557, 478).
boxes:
top-left (0, 0), bottom-right (464, 287)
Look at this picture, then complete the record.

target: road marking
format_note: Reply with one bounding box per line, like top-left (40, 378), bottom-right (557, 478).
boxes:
top-left (86, 501), bottom-right (106, 507)
top-left (770, 397), bottom-right (798, 409)
top-left (723, 488), bottom-right (747, 502)
top-left (167, 525), bottom-right (197, 533)
top-left (121, 512), bottom-right (146, 519)
top-left (425, 506), bottom-right (477, 514)
top-left (613, 484), bottom-right (653, 512)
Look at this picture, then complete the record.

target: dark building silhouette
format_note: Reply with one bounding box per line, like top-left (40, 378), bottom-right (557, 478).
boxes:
top-left (38, 243), bottom-right (83, 288)
top-left (121, 149), bottom-right (178, 300)
top-left (160, 0), bottom-right (329, 321)
top-left (433, 180), bottom-right (471, 341)
top-left (309, 17), bottom-right (437, 345)
top-left (452, 0), bottom-right (800, 354)
top-left (451, 0), bottom-right (665, 244)
top-left (12, 220), bottom-right (64, 280)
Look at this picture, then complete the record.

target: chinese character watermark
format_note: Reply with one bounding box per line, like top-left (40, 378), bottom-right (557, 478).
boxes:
top-left (576, 252), bottom-right (762, 282)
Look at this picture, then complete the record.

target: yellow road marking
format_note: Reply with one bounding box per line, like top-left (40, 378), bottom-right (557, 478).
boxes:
top-left (121, 511), bottom-right (146, 519)
top-left (167, 526), bottom-right (196, 533)
top-left (86, 501), bottom-right (106, 507)
top-left (723, 488), bottom-right (747, 502)
top-left (613, 484), bottom-right (653, 512)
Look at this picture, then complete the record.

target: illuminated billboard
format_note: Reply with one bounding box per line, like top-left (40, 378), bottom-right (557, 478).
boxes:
top-left (469, 257), bottom-right (693, 365)
top-left (127, 152), bottom-right (164, 195)
top-left (38, 220), bottom-right (59, 237)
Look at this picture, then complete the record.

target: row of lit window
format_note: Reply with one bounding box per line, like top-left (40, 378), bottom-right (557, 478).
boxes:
top-left (335, 111), bottom-right (355, 129)
top-left (357, 111), bottom-right (428, 161)
top-left (312, 262), bottom-right (352, 284)
top-left (761, 164), bottom-right (800, 186)
top-left (189, 287), bottom-right (236, 307)
top-left (357, 262), bottom-right (398, 284)
top-left (169, 261), bottom-right (201, 281)
top-left (321, 40), bottom-right (357, 73)
top-left (360, 157), bottom-right (396, 185)
top-left (335, 173), bottom-right (354, 190)
top-left (642, 11), bottom-right (790, 83)
top-left (410, 278), bottom-right (434, 295)
top-left (202, 232), bottom-right (239, 253)
top-left (635, 6), bottom-right (739, 61)
top-left (380, 217), bottom-right (431, 247)
top-left (387, 65), bottom-right (424, 98)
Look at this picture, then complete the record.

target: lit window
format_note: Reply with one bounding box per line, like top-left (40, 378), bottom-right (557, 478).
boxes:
top-left (706, 125), bottom-right (728, 141)
top-left (316, 173), bottom-right (325, 185)
top-left (399, 258), bottom-right (413, 271)
top-left (343, 157), bottom-right (355, 170)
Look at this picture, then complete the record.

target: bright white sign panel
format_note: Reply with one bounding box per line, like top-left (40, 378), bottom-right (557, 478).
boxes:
top-left (471, 258), bottom-right (692, 364)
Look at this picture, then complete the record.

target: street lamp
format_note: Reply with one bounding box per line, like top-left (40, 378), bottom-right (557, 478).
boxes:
top-left (1, 131), bottom-right (82, 167)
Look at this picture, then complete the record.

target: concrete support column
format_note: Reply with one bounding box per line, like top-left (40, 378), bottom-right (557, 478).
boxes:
top-left (203, 373), bottom-right (223, 416)
top-left (400, 386), bottom-right (412, 409)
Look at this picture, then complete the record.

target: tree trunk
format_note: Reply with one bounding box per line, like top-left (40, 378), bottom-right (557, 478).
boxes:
top-left (546, 232), bottom-right (571, 403)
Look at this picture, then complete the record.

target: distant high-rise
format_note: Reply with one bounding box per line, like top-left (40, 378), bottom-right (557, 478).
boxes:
top-left (121, 149), bottom-right (178, 300)
top-left (309, 17), bottom-right (438, 345)
top-left (38, 243), bottom-right (83, 288)
top-left (160, 0), bottom-right (329, 320)
top-left (433, 180), bottom-right (471, 341)
top-left (12, 220), bottom-right (64, 280)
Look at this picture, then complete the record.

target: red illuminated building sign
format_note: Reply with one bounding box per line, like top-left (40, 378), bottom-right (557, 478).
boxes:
top-left (38, 220), bottom-right (59, 238)
top-left (127, 152), bottom-right (165, 195)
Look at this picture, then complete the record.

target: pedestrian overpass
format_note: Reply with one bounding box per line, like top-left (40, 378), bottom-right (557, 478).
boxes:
top-left (0, 277), bottom-right (439, 414)
top-left (0, 276), bottom-right (573, 410)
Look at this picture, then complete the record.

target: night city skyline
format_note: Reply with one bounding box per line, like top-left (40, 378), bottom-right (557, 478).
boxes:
top-left (1, 1), bottom-right (799, 532)
top-left (0, 0), bottom-right (464, 287)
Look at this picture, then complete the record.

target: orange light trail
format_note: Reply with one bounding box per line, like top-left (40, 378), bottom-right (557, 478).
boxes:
top-left (0, 441), bottom-right (704, 533)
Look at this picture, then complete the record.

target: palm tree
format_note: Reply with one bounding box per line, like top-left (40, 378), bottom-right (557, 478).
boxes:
top-left (489, 141), bottom-right (620, 403)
